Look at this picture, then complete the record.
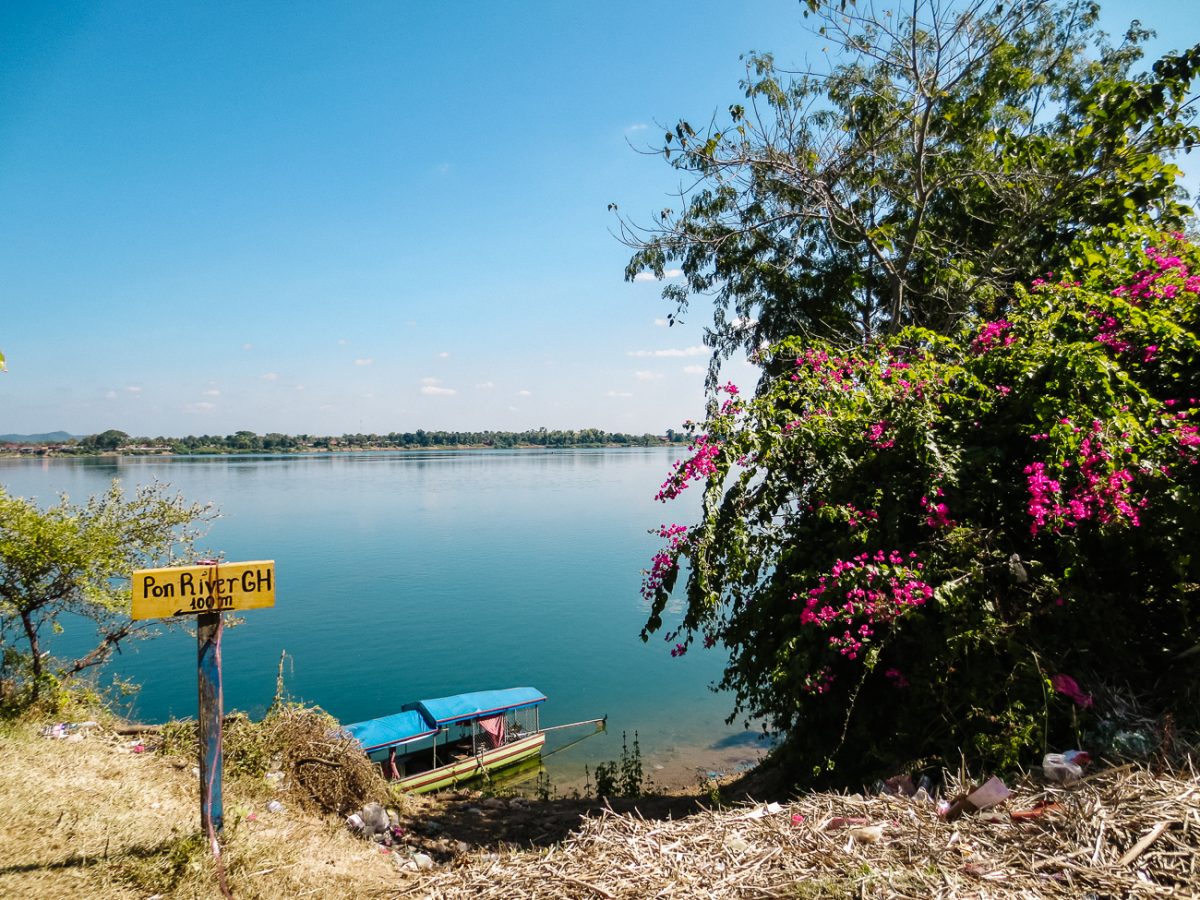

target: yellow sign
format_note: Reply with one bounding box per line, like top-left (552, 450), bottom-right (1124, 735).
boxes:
top-left (132, 560), bottom-right (275, 620)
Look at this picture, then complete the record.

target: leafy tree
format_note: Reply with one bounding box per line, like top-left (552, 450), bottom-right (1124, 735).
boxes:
top-left (620, 0), bottom-right (1200, 381)
top-left (0, 482), bottom-right (213, 711)
top-left (82, 429), bottom-right (131, 451)
top-left (643, 229), bottom-right (1200, 781)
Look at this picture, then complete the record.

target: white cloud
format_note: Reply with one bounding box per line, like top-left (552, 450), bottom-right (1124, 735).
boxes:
top-left (730, 316), bottom-right (759, 330)
top-left (186, 401), bottom-right (217, 412)
top-left (104, 390), bottom-right (117, 400)
top-left (126, 385), bottom-right (142, 394)
top-left (436, 162), bottom-right (451, 174)
top-left (242, 343), bottom-right (253, 351)
top-left (628, 345), bottom-right (707, 358)
top-left (438, 351), bottom-right (450, 359)
top-left (635, 370), bottom-right (663, 381)
top-left (606, 390), bottom-right (633, 398)
top-left (632, 268), bottom-right (682, 282)
top-left (337, 338), bottom-right (348, 346)
top-left (354, 358), bottom-right (373, 366)
top-left (625, 123), bottom-right (648, 132)
top-left (475, 381), bottom-right (495, 390)
top-left (261, 372), bottom-right (279, 382)
top-left (420, 377), bottom-right (456, 396)
top-left (202, 389), bottom-right (220, 397)
top-left (654, 318), bottom-right (669, 327)
top-left (516, 389), bottom-right (532, 396)
top-left (683, 364), bottom-right (705, 375)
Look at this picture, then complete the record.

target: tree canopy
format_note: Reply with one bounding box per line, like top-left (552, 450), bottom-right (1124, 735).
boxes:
top-left (0, 482), bottom-right (213, 711)
top-left (80, 429), bottom-right (131, 451)
top-left (620, 0), bottom-right (1200, 380)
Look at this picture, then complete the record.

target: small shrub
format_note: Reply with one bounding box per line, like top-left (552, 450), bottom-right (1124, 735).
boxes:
top-left (593, 731), bottom-right (645, 798)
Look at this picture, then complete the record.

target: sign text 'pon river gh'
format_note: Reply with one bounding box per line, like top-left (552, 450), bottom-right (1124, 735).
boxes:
top-left (131, 560), bottom-right (276, 620)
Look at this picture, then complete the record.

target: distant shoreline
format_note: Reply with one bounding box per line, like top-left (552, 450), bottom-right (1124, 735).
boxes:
top-left (2, 428), bottom-right (691, 458)
top-left (1, 442), bottom-right (688, 459)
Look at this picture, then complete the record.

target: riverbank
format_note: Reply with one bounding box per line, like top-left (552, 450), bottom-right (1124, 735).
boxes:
top-left (3, 716), bottom-right (1196, 898)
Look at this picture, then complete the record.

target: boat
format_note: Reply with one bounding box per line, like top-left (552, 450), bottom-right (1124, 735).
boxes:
top-left (343, 686), bottom-right (604, 794)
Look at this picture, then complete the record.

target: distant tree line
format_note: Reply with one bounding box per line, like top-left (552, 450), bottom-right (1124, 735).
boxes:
top-left (56, 428), bottom-right (685, 454)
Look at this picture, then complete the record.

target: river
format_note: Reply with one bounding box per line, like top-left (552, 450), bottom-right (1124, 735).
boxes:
top-left (0, 449), bottom-right (766, 790)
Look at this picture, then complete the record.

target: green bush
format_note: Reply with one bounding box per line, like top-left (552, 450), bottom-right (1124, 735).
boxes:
top-left (644, 229), bottom-right (1200, 783)
top-left (0, 482), bottom-right (211, 715)
top-left (591, 731), bottom-right (646, 798)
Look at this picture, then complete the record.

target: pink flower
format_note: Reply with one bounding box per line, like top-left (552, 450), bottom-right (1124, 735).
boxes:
top-left (971, 320), bottom-right (1015, 354)
top-left (656, 436), bottom-right (722, 501)
top-left (865, 420), bottom-right (894, 449)
top-left (1050, 673), bottom-right (1093, 709)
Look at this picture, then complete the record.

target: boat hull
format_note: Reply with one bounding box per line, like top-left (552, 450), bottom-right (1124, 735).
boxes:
top-left (394, 732), bottom-right (547, 794)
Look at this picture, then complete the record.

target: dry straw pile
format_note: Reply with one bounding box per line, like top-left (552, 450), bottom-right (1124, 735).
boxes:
top-left (404, 762), bottom-right (1199, 899)
top-left (236, 704), bottom-right (386, 816)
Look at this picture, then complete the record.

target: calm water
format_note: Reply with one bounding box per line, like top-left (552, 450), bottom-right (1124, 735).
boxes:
top-left (0, 450), bottom-right (764, 788)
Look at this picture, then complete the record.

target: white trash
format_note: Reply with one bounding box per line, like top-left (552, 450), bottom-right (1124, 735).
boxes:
top-left (1042, 753), bottom-right (1083, 784)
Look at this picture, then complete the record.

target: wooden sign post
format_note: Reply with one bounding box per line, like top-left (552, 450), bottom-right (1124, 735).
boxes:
top-left (197, 603), bottom-right (224, 835)
top-left (132, 559), bottom-right (275, 837)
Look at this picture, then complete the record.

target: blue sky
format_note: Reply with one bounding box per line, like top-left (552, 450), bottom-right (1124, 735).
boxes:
top-left (2, 0), bottom-right (1195, 437)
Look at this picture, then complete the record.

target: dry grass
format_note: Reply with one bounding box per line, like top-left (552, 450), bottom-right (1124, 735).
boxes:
top-left (0, 721), bottom-right (400, 899)
top-left (3, 716), bottom-right (1198, 899)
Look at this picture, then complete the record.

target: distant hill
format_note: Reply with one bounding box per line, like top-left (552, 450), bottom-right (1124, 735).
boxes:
top-left (0, 431), bottom-right (75, 443)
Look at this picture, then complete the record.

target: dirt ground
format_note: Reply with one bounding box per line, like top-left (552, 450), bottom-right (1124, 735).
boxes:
top-left (391, 789), bottom-right (716, 860)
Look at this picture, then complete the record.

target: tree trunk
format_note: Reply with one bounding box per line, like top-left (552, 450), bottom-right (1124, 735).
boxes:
top-left (20, 611), bottom-right (42, 699)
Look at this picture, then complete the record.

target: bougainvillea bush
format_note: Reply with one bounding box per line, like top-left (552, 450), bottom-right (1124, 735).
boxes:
top-left (643, 230), bottom-right (1200, 782)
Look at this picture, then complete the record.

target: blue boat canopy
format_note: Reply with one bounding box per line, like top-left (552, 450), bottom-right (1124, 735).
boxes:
top-left (343, 709), bottom-right (438, 753)
top-left (405, 686), bottom-right (546, 727)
